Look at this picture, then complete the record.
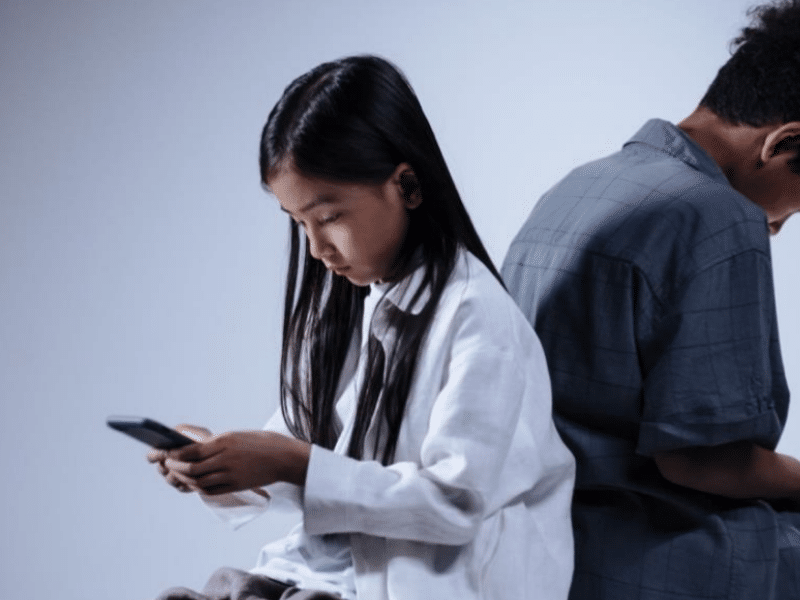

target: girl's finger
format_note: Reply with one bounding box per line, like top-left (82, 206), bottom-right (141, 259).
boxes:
top-left (175, 424), bottom-right (213, 440)
top-left (167, 476), bottom-right (191, 493)
top-left (165, 456), bottom-right (226, 479)
top-left (168, 440), bottom-right (224, 463)
top-left (165, 472), bottom-right (185, 488)
top-left (201, 484), bottom-right (236, 496)
top-left (166, 470), bottom-right (198, 491)
top-left (193, 471), bottom-right (235, 494)
top-left (147, 449), bottom-right (167, 463)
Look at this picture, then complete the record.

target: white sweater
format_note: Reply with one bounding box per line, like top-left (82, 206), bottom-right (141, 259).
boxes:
top-left (205, 250), bottom-right (575, 600)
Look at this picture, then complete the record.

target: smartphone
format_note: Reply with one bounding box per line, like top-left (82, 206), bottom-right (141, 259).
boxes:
top-left (107, 416), bottom-right (195, 449)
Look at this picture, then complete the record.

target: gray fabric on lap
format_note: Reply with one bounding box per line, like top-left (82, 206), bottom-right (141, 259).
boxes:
top-left (156, 567), bottom-right (341, 600)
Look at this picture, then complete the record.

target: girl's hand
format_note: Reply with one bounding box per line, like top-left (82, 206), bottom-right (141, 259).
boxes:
top-left (146, 424), bottom-right (212, 493)
top-left (158, 430), bottom-right (311, 495)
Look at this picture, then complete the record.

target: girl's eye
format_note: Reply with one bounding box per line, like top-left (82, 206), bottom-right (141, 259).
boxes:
top-left (319, 213), bottom-right (341, 226)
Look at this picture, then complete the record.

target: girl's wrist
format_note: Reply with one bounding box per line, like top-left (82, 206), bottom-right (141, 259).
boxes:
top-left (275, 433), bottom-right (311, 486)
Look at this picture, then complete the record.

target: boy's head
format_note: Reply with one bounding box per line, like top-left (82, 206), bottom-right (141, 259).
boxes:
top-left (700, 0), bottom-right (800, 128)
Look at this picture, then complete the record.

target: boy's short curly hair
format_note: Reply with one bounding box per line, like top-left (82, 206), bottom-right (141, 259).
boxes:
top-left (701, 0), bottom-right (800, 126)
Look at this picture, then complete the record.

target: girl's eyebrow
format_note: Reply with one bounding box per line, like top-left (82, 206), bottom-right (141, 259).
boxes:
top-left (280, 194), bottom-right (337, 216)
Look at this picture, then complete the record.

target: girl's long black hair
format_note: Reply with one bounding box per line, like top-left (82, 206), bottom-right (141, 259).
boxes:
top-left (260, 55), bottom-right (502, 464)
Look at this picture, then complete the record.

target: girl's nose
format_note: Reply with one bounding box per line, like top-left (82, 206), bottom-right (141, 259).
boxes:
top-left (306, 227), bottom-right (330, 260)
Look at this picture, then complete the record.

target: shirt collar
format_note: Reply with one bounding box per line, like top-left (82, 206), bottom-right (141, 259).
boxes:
top-left (370, 254), bottom-right (430, 317)
top-left (624, 118), bottom-right (729, 186)
top-left (366, 257), bottom-right (429, 348)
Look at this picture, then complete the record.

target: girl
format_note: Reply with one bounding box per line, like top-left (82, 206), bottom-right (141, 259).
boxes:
top-left (151, 55), bottom-right (574, 600)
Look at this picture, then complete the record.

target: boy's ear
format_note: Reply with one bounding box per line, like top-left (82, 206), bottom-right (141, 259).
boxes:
top-left (760, 122), bottom-right (800, 168)
top-left (393, 163), bottom-right (422, 209)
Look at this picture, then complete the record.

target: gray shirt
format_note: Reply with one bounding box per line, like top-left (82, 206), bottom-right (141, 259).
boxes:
top-left (502, 119), bottom-right (796, 599)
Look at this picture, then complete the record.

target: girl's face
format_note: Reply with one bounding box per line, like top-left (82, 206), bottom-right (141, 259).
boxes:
top-left (270, 163), bottom-right (418, 287)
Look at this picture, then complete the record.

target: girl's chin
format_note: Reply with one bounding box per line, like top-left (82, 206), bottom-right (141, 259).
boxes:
top-left (330, 264), bottom-right (394, 286)
top-left (344, 274), bottom-right (376, 287)
top-left (343, 272), bottom-right (383, 287)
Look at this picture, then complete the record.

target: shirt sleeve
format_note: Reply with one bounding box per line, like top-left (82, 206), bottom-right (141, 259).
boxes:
top-left (637, 248), bottom-right (786, 456)
top-left (302, 293), bottom-right (539, 546)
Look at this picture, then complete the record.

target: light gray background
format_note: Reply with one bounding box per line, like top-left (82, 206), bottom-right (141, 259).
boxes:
top-left (2, 1), bottom-right (798, 598)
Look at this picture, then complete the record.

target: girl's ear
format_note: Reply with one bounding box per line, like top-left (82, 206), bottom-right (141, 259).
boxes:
top-left (393, 163), bottom-right (422, 209)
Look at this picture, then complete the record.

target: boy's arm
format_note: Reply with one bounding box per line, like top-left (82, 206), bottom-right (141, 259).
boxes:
top-left (654, 442), bottom-right (800, 501)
